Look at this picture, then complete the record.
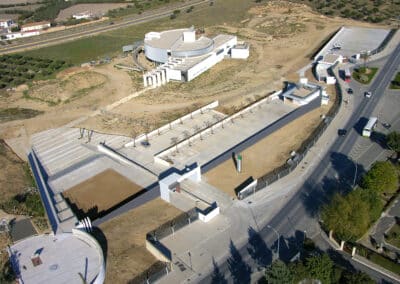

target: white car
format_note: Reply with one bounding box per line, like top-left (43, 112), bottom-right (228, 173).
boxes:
top-left (365, 91), bottom-right (372, 98)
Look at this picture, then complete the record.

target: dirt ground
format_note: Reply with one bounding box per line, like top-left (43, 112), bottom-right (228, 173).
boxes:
top-left (204, 98), bottom-right (334, 197)
top-left (62, 169), bottom-right (143, 218)
top-left (56, 3), bottom-right (128, 21)
top-left (98, 197), bottom-right (181, 283)
top-left (0, 1), bottom-right (389, 160)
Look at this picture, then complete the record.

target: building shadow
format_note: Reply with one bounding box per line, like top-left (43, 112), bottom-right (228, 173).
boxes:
top-left (211, 257), bottom-right (227, 284)
top-left (227, 240), bottom-right (252, 284)
top-left (91, 226), bottom-right (108, 265)
top-left (247, 227), bottom-right (272, 268)
top-left (370, 131), bottom-right (388, 150)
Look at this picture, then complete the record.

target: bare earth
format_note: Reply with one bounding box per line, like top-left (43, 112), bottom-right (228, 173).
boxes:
top-left (204, 99), bottom-right (334, 197)
top-left (0, 1), bottom-right (387, 161)
top-left (98, 198), bottom-right (181, 283)
top-left (63, 169), bottom-right (143, 218)
top-left (56, 3), bottom-right (128, 21)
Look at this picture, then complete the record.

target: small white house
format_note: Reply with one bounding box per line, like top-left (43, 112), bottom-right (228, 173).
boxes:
top-left (231, 43), bottom-right (250, 59)
top-left (21, 21), bottom-right (50, 32)
top-left (0, 19), bottom-right (15, 29)
top-left (72, 12), bottom-right (92, 20)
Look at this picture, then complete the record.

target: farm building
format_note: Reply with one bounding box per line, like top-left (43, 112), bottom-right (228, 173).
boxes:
top-left (142, 27), bottom-right (249, 87)
top-left (21, 21), bottom-right (51, 32)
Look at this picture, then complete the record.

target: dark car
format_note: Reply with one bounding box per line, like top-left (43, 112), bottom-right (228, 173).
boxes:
top-left (347, 88), bottom-right (353, 95)
top-left (338, 129), bottom-right (347, 137)
top-left (382, 122), bottom-right (391, 129)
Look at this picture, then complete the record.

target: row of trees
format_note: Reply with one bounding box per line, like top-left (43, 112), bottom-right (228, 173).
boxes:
top-left (322, 132), bottom-right (400, 241)
top-left (0, 54), bottom-right (69, 89)
top-left (265, 254), bottom-right (374, 284)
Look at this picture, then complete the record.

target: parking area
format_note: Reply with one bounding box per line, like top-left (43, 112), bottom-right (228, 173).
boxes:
top-left (315, 26), bottom-right (390, 59)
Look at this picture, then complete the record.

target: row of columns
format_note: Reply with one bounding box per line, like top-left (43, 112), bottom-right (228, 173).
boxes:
top-left (143, 68), bottom-right (169, 88)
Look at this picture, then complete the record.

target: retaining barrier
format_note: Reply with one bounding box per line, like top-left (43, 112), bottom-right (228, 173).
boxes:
top-left (238, 67), bottom-right (342, 199)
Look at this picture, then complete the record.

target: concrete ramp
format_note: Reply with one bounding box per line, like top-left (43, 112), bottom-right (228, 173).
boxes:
top-left (179, 179), bottom-right (233, 211)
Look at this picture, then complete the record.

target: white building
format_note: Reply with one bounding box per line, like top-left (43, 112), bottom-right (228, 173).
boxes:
top-left (4, 31), bottom-right (40, 40)
top-left (231, 42), bottom-right (250, 59)
top-left (21, 21), bottom-right (50, 32)
top-left (0, 19), bottom-right (15, 29)
top-left (142, 27), bottom-right (249, 88)
top-left (4, 30), bottom-right (40, 40)
top-left (72, 11), bottom-right (93, 20)
top-left (282, 80), bottom-right (328, 106)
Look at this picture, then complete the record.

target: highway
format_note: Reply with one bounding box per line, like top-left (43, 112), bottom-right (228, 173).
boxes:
top-left (0, 0), bottom-right (208, 54)
top-left (200, 43), bottom-right (400, 283)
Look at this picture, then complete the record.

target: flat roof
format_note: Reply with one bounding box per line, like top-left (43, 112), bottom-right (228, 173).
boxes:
top-left (22, 21), bottom-right (50, 28)
top-left (145, 28), bottom-right (214, 52)
top-left (10, 233), bottom-right (103, 284)
top-left (315, 26), bottom-right (390, 60)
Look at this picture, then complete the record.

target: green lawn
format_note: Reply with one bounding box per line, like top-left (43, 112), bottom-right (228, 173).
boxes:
top-left (390, 72), bottom-right (400, 89)
top-left (23, 0), bottom-right (253, 65)
top-left (368, 252), bottom-right (400, 275)
top-left (352, 67), bottom-right (378, 84)
top-left (386, 223), bottom-right (400, 248)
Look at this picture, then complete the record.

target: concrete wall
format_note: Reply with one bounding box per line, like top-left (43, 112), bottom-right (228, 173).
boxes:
top-left (72, 229), bottom-right (106, 284)
top-left (146, 239), bottom-right (172, 262)
top-left (198, 206), bottom-right (220, 222)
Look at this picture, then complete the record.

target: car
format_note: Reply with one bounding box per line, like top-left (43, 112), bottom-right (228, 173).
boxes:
top-left (382, 122), bottom-right (391, 129)
top-left (338, 129), bottom-right (347, 137)
top-left (347, 88), bottom-right (353, 95)
top-left (365, 91), bottom-right (372, 98)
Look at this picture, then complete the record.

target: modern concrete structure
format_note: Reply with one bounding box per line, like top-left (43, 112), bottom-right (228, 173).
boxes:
top-left (142, 27), bottom-right (249, 87)
top-left (4, 31), bottom-right (40, 40)
top-left (282, 80), bottom-right (328, 106)
top-left (0, 19), bottom-right (15, 29)
top-left (73, 11), bottom-right (93, 20)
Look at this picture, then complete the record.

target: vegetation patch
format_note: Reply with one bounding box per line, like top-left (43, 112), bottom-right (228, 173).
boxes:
top-left (322, 161), bottom-right (398, 241)
top-left (288, 0), bottom-right (400, 24)
top-left (0, 54), bottom-right (69, 90)
top-left (352, 67), bottom-right (378, 84)
top-left (390, 72), bottom-right (400, 89)
top-left (385, 223), bottom-right (400, 248)
top-left (0, 107), bottom-right (43, 122)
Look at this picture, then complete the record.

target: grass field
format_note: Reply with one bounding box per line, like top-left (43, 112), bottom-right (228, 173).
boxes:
top-left (352, 67), bottom-right (378, 85)
top-left (0, 108), bottom-right (43, 123)
top-left (390, 72), bottom-right (400, 89)
top-left (23, 0), bottom-right (254, 64)
top-left (385, 223), bottom-right (400, 248)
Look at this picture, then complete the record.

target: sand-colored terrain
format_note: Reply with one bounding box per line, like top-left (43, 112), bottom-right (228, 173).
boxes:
top-left (204, 103), bottom-right (332, 197)
top-left (56, 3), bottom-right (128, 21)
top-left (98, 198), bottom-right (181, 283)
top-left (0, 1), bottom-right (388, 161)
top-left (63, 169), bottom-right (143, 219)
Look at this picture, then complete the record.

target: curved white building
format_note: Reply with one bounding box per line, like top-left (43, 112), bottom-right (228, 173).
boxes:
top-left (142, 27), bottom-right (248, 87)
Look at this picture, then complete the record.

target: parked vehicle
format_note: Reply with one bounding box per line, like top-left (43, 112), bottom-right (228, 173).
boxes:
top-left (347, 88), bottom-right (353, 95)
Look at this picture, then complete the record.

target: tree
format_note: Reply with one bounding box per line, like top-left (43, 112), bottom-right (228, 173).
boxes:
top-left (305, 254), bottom-right (333, 284)
top-left (265, 260), bottom-right (293, 284)
top-left (361, 161), bottom-right (398, 194)
top-left (387, 131), bottom-right (400, 153)
top-left (321, 192), bottom-right (370, 241)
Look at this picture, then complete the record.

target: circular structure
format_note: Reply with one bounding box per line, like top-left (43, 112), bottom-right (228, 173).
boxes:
top-left (144, 28), bottom-right (214, 63)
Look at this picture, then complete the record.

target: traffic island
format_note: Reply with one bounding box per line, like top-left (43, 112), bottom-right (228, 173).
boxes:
top-left (352, 67), bottom-right (378, 84)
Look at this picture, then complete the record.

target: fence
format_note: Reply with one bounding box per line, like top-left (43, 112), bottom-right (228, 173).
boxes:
top-left (238, 67), bottom-right (343, 200)
top-left (134, 208), bottom-right (198, 283)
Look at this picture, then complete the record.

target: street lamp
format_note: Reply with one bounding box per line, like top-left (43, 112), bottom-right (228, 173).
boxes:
top-left (267, 225), bottom-right (280, 260)
top-left (350, 157), bottom-right (358, 187)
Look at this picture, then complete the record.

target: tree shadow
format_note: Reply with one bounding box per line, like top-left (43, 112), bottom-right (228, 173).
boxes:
top-left (227, 240), bottom-right (252, 284)
top-left (370, 131), bottom-right (388, 150)
top-left (326, 248), bottom-right (355, 273)
top-left (247, 227), bottom-right (272, 268)
top-left (91, 226), bottom-right (108, 265)
top-left (275, 230), bottom-right (307, 263)
top-left (301, 152), bottom-right (366, 218)
top-left (211, 257), bottom-right (227, 284)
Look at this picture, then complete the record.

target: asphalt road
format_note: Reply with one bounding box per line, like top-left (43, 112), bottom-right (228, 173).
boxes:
top-left (200, 43), bottom-right (400, 284)
top-left (0, 0), bottom-right (207, 54)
